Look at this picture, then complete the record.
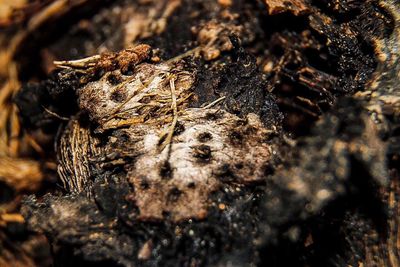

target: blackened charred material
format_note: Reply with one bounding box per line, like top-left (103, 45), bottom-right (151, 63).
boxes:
top-left (15, 70), bottom-right (81, 132)
top-left (22, 174), bottom-right (266, 267)
top-left (260, 98), bottom-right (388, 260)
top-left (262, 98), bottom-right (386, 230)
top-left (194, 40), bottom-right (284, 127)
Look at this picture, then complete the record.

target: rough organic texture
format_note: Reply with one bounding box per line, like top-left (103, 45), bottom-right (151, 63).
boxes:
top-left (60, 107), bottom-right (275, 223)
top-left (77, 62), bottom-right (194, 131)
top-left (1, 0), bottom-right (399, 266)
top-left (58, 47), bottom-right (278, 222)
top-left (264, 0), bottom-right (310, 16)
top-left (112, 109), bottom-right (273, 221)
top-left (57, 120), bottom-right (103, 193)
top-left (263, 98), bottom-right (387, 233)
top-left (357, 0), bottom-right (400, 131)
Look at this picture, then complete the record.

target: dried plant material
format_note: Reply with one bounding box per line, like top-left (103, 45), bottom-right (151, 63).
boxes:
top-left (264, 0), bottom-right (311, 16)
top-left (0, 213), bottom-right (24, 227)
top-left (60, 47), bottom-right (276, 221)
top-left (57, 120), bottom-right (103, 194)
top-left (0, 227), bottom-right (50, 267)
top-left (54, 44), bottom-right (152, 74)
top-left (0, 0), bottom-right (91, 164)
top-left (0, 0), bottom-right (90, 75)
top-left (0, 0), bottom-right (91, 213)
top-left (0, 63), bottom-right (21, 157)
top-left (0, 156), bottom-right (43, 192)
top-left (77, 62), bottom-right (194, 132)
top-left (343, 176), bottom-right (400, 267)
top-left (0, 236), bottom-right (36, 267)
top-left (0, 0), bottom-right (27, 27)
top-left (124, 0), bottom-right (181, 46)
top-left (137, 240), bottom-right (153, 260)
top-left (194, 21), bottom-right (241, 61)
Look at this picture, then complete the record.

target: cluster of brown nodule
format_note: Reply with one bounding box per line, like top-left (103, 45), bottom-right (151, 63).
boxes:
top-left (54, 44), bottom-right (152, 74)
top-left (58, 45), bottom-right (278, 222)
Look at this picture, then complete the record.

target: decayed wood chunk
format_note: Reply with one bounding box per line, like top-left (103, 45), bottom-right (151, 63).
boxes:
top-left (59, 48), bottom-right (278, 222)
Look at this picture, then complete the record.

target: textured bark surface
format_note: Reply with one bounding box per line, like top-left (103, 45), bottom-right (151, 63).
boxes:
top-left (0, 0), bottom-right (399, 266)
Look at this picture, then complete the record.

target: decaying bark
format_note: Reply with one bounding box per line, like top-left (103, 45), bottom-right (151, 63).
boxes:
top-left (0, 0), bottom-right (399, 266)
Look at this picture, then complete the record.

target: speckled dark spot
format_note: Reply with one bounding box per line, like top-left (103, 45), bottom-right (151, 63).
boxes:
top-left (192, 145), bottom-right (212, 162)
top-left (140, 178), bottom-right (150, 190)
top-left (234, 162), bottom-right (244, 169)
top-left (110, 89), bottom-right (127, 103)
top-left (214, 163), bottom-right (236, 182)
top-left (107, 73), bottom-right (123, 85)
top-left (173, 121), bottom-right (185, 136)
top-left (159, 161), bottom-right (173, 179)
top-left (197, 132), bottom-right (213, 142)
top-left (229, 130), bottom-right (243, 145)
top-left (187, 182), bottom-right (196, 189)
top-left (167, 187), bottom-right (182, 203)
top-left (205, 111), bottom-right (222, 121)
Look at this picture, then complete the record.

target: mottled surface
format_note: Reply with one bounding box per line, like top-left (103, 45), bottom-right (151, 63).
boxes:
top-left (9, 0), bottom-right (400, 266)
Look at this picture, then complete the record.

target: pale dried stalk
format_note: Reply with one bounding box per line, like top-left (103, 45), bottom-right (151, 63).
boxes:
top-left (158, 76), bottom-right (178, 152)
top-left (58, 120), bottom-right (103, 193)
top-left (0, 0), bottom-right (91, 198)
top-left (0, 156), bottom-right (43, 192)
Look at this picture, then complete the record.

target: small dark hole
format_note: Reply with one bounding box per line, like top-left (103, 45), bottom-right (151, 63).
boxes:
top-left (229, 131), bottom-right (243, 145)
top-left (192, 145), bottom-right (212, 162)
top-left (187, 182), bottom-right (196, 189)
top-left (107, 73), bottom-right (123, 85)
top-left (160, 161), bottom-right (173, 179)
top-left (205, 111), bottom-right (222, 121)
top-left (140, 178), bottom-right (150, 190)
top-left (167, 187), bottom-right (182, 203)
top-left (174, 121), bottom-right (185, 136)
top-left (197, 132), bottom-right (213, 142)
top-left (235, 162), bottom-right (244, 169)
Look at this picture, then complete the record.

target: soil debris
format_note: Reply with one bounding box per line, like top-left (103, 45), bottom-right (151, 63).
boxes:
top-left (264, 0), bottom-right (311, 16)
top-left (1, 0), bottom-right (400, 266)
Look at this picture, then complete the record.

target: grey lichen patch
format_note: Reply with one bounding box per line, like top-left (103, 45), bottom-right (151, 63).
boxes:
top-left (114, 109), bottom-right (274, 222)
